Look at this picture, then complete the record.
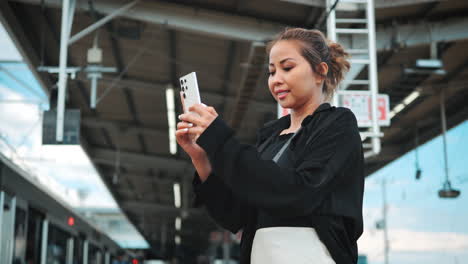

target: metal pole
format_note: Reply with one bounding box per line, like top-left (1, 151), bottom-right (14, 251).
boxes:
top-left (83, 240), bottom-right (89, 264)
top-left (414, 128), bottom-right (420, 168)
top-left (440, 88), bottom-right (449, 182)
top-left (56, 0), bottom-right (70, 142)
top-left (67, 237), bottom-right (74, 264)
top-left (382, 179), bottom-right (389, 264)
top-left (90, 75), bottom-right (98, 108)
top-left (40, 219), bottom-right (49, 264)
top-left (0, 192), bottom-right (4, 260)
top-left (223, 231), bottom-right (230, 263)
top-left (105, 251), bottom-right (110, 264)
top-left (7, 197), bottom-right (17, 264)
top-left (326, 0), bottom-right (336, 42)
top-left (67, 0), bottom-right (76, 39)
top-left (367, 0), bottom-right (381, 155)
top-left (326, 0), bottom-right (338, 106)
top-left (68, 0), bottom-right (140, 45)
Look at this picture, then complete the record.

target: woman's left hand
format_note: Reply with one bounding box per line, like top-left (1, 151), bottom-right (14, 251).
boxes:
top-left (178, 104), bottom-right (218, 141)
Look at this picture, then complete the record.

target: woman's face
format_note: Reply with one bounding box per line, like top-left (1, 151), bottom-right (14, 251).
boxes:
top-left (268, 40), bottom-right (324, 110)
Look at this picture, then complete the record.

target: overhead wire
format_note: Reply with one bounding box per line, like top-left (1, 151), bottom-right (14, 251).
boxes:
top-left (314, 0), bottom-right (341, 30)
top-left (96, 26), bottom-right (159, 104)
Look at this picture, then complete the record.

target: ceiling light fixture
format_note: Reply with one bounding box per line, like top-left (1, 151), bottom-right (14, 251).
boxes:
top-left (173, 182), bottom-right (181, 208)
top-left (166, 85), bottom-right (177, 155)
top-left (389, 89), bottom-right (421, 119)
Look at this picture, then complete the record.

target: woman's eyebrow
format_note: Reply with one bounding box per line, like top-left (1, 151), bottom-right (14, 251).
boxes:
top-left (269, 58), bottom-right (295, 66)
top-left (280, 58), bottom-right (295, 64)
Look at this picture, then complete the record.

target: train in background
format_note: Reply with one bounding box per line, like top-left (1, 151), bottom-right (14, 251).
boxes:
top-left (0, 152), bottom-right (133, 264)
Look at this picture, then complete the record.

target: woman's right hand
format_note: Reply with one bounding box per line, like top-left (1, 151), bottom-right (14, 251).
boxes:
top-left (175, 121), bottom-right (206, 160)
top-left (176, 121), bottom-right (212, 181)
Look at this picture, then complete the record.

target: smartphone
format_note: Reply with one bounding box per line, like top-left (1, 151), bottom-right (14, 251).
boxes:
top-left (179, 72), bottom-right (202, 114)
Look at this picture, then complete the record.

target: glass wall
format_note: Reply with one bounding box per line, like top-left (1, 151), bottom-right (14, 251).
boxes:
top-left (46, 224), bottom-right (69, 264)
top-left (72, 235), bottom-right (85, 264)
top-left (13, 206), bottom-right (27, 264)
top-left (25, 208), bottom-right (44, 264)
top-left (88, 243), bottom-right (103, 264)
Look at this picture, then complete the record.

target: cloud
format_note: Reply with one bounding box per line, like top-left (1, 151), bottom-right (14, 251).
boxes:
top-left (359, 227), bottom-right (468, 263)
top-left (0, 85), bottom-right (42, 145)
top-left (389, 229), bottom-right (468, 252)
top-left (388, 250), bottom-right (467, 264)
top-left (80, 189), bottom-right (117, 208)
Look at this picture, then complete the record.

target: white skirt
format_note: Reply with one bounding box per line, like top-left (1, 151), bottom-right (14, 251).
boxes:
top-left (251, 227), bottom-right (336, 264)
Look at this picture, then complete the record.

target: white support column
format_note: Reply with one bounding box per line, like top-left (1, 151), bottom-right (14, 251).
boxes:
top-left (7, 197), bottom-right (17, 264)
top-left (0, 192), bottom-right (4, 260)
top-left (96, 251), bottom-right (102, 264)
top-left (56, 0), bottom-right (71, 142)
top-left (83, 240), bottom-right (89, 264)
top-left (326, 0), bottom-right (338, 106)
top-left (40, 219), bottom-right (49, 264)
top-left (67, 237), bottom-right (75, 264)
top-left (105, 251), bottom-right (111, 264)
top-left (327, 0), bottom-right (337, 42)
top-left (367, 0), bottom-right (381, 155)
top-left (90, 74), bottom-right (99, 108)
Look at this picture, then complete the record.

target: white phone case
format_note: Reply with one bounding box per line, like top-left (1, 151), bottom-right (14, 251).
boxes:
top-left (179, 72), bottom-right (202, 114)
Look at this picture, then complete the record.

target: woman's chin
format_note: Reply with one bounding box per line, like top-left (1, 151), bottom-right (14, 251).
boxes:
top-left (278, 101), bottom-right (293, 109)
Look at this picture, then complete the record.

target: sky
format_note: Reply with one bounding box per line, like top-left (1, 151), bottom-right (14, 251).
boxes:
top-left (1, 20), bottom-right (467, 263)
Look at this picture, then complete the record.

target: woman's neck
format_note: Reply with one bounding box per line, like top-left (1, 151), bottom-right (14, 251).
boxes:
top-left (289, 97), bottom-right (325, 132)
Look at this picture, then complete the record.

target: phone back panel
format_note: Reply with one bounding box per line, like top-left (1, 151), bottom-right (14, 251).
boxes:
top-left (179, 72), bottom-right (201, 113)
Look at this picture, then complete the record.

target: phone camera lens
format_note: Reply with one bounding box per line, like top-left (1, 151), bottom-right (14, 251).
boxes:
top-left (180, 80), bottom-right (183, 85)
top-left (183, 93), bottom-right (186, 99)
top-left (181, 86), bottom-right (185, 91)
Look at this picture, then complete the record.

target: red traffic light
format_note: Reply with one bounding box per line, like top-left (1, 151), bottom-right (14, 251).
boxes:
top-left (132, 259), bottom-right (138, 264)
top-left (68, 217), bottom-right (75, 226)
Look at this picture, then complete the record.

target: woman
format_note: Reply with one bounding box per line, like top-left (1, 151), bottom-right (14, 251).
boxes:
top-left (176, 28), bottom-right (364, 264)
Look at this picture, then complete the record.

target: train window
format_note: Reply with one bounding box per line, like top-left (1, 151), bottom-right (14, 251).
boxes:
top-left (13, 207), bottom-right (27, 264)
top-left (47, 224), bottom-right (69, 264)
top-left (88, 243), bottom-right (103, 264)
top-left (0, 193), bottom-right (15, 264)
top-left (25, 208), bottom-right (44, 264)
top-left (72, 235), bottom-right (84, 264)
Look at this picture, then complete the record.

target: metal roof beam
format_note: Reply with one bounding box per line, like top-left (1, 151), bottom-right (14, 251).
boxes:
top-left (220, 41), bottom-right (236, 118)
top-left (91, 147), bottom-right (190, 172)
top-left (12, 0), bottom-right (282, 42)
top-left (229, 42), bottom-right (267, 130)
top-left (121, 201), bottom-right (203, 217)
top-left (10, 0), bottom-right (468, 45)
top-left (112, 172), bottom-right (174, 186)
top-left (82, 117), bottom-right (167, 138)
top-left (280, 0), bottom-right (446, 8)
top-left (168, 29), bottom-right (178, 88)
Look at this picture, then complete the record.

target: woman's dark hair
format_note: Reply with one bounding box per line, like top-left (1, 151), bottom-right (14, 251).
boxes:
top-left (266, 28), bottom-right (350, 101)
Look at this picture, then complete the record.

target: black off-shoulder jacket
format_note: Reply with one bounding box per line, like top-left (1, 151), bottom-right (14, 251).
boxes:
top-left (192, 103), bottom-right (364, 264)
